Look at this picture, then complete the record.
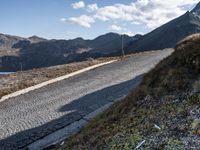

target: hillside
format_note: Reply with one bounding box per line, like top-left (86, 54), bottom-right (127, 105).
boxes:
top-left (0, 33), bottom-right (138, 71)
top-left (88, 33), bottom-right (135, 54)
top-left (58, 34), bottom-right (200, 149)
top-left (0, 34), bottom-right (46, 48)
top-left (126, 2), bottom-right (200, 52)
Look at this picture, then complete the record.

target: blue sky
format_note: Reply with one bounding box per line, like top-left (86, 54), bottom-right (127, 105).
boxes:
top-left (0, 0), bottom-right (198, 39)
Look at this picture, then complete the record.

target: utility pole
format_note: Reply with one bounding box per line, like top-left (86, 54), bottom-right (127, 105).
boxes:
top-left (121, 34), bottom-right (125, 57)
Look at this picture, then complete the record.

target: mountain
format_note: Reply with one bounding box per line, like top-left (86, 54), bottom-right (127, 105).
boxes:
top-left (0, 34), bottom-right (24, 48)
top-left (16, 38), bottom-right (90, 69)
top-left (28, 35), bottom-right (46, 43)
top-left (88, 32), bottom-right (134, 54)
top-left (0, 33), bottom-right (139, 71)
top-left (126, 2), bottom-right (200, 52)
top-left (0, 34), bottom-right (46, 49)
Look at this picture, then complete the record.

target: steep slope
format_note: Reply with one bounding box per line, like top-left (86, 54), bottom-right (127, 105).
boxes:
top-left (192, 1), bottom-right (200, 16)
top-left (60, 34), bottom-right (200, 150)
top-left (126, 3), bottom-right (200, 52)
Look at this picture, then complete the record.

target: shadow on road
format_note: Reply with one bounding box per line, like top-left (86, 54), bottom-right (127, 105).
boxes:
top-left (0, 75), bottom-right (142, 149)
top-left (59, 75), bottom-right (143, 113)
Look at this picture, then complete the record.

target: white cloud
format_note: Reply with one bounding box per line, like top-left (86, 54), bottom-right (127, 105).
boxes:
top-left (71, 1), bottom-right (85, 9)
top-left (109, 24), bottom-right (134, 36)
top-left (65, 0), bottom-right (199, 30)
top-left (122, 31), bottom-right (135, 36)
top-left (60, 18), bottom-right (67, 22)
top-left (131, 21), bottom-right (141, 25)
top-left (94, 0), bottom-right (199, 28)
top-left (62, 15), bottom-right (95, 28)
top-left (110, 25), bottom-right (123, 31)
top-left (87, 3), bottom-right (98, 12)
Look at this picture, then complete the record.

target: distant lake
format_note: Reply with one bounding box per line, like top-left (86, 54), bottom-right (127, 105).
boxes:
top-left (0, 72), bottom-right (15, 75)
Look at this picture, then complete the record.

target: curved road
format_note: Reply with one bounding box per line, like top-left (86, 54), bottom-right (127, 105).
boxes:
top-left (0, 50), bottom-right (172, 149)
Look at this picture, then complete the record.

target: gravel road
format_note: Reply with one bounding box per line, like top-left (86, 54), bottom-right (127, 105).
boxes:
top-left (0, 49), bottom-right (173, 149)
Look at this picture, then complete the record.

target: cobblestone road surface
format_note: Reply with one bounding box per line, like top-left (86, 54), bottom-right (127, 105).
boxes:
top-left (0, 50), bottom-right (172, 149)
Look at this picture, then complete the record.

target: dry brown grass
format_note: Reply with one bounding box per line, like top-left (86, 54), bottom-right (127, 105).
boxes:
top-left (0, 48), bottom-right (20, 56)
top-left (0, 51), bottom-right (153, 99)
top-left (0, 58), bottom-right (118, 99)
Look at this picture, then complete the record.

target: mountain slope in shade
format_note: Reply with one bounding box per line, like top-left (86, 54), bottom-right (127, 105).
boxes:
top-left (19, 32), bottom-right (136, 57)
top-left (126, 2), bottom-right (200, 52)
top-left (0, 33), bottom-right (140, 71)
top-left (88, 32), bottom-right (134, 54)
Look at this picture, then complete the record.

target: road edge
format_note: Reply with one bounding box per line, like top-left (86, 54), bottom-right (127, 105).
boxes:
top-left (26, 77), bottom-right (143, 149)
top-left (0, 60), bottom-right (117, 103)
top-left (27, 100), bottom-right (119, 150)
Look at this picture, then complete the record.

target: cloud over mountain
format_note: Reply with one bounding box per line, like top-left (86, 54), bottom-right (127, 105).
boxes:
top-left (61, 15), bottom-right (95, 28)
top-left (62, 0), bottom-right (199, 31)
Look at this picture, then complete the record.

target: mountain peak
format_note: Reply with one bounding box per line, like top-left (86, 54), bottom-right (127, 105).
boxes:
top-left (28, 35), bottom-right (44, 40)
top-left (28, 35), bottom-right (46, 43)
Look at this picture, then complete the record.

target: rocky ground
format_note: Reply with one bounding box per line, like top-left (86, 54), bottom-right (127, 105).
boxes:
top-left (104, 85), bottom-right (200, 150)
top-left (57, 84), bottom-right (200, 150)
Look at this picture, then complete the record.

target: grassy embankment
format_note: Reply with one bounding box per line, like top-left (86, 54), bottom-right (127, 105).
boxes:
top-left (57, 34), bottom-right (200, 149)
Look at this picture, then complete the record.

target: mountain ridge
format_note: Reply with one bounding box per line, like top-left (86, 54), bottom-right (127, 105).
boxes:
top-left (192, 1), bottom-right (200, 16)
top-left (125, 3), bottom-right (200, 52)
top-left (0, 32), bottom-right (140, 71)
top-left (0, 34), bottom-right (46, 48)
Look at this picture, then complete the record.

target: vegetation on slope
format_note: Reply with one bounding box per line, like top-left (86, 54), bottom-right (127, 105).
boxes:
top-left (56, 34), bottom-right (200, 150)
